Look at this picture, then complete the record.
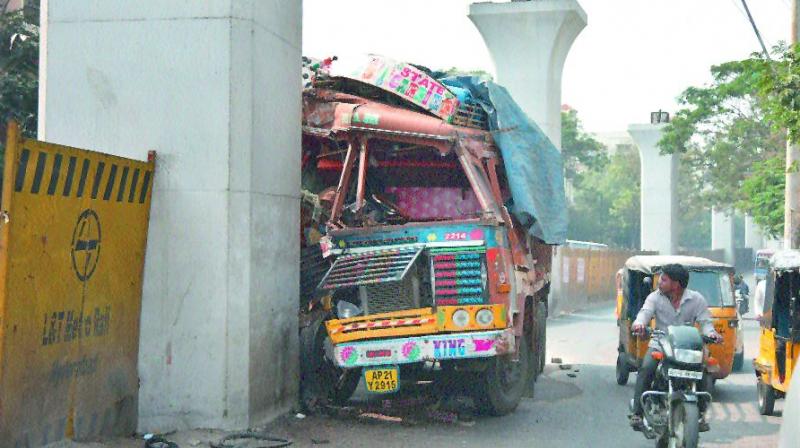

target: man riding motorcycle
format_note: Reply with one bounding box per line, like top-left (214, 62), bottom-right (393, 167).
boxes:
top-left (629, 264), bottom-right (723, 432)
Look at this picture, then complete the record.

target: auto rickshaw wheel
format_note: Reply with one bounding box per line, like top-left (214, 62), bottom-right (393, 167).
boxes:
top-left (757, 379), bottom-right (776, 415)
top-left (732, 351), bottom-right (744, 372)
top-left (615, 352), bottom-right (630, 385)
top-left (473, 335), bottom-right (531, 416)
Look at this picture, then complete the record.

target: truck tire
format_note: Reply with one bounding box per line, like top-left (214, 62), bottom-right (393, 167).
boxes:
top-left (732, 351), bottom-right (744, 372)
top-left (473, 335), bottom-right (531, 416)
top-left (535, 301), bottom-right (547, 375)
top-left (300, 312), bottom-right (361, 410)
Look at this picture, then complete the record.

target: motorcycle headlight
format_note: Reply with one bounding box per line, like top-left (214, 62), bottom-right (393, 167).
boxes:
top-left (452, 309), bottom-right (470, 328)
top-left (476, 308), bottom-right (494, 326)
top-left (674, 349), bottom-right (703, 364)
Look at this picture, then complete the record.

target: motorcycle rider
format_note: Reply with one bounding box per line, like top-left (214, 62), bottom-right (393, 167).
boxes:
top-left (629, 263), bottom-right (723, 432)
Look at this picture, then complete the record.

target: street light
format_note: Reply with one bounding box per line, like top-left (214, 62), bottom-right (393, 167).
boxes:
top-left (650, 110), bottom-right (670, 124)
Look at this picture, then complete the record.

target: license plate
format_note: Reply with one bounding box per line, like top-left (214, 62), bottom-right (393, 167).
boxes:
top-left (364, 366), bottom-right (400, 393)
top-left (668, 368), bottom-right (703, 380)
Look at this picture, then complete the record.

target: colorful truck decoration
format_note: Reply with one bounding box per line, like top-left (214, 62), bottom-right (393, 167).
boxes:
top-left (300, 55), bottom-right (564, 416)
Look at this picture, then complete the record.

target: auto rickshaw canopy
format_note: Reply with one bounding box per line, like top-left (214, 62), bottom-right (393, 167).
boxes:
top-left (769, 249), bottom-right (800, 272)
top-left (624, 255), bottom-right (734, 275)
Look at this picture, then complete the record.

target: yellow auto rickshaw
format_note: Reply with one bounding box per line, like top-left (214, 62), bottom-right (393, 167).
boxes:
top-left (615, 256), bottom-right (741, 386)
top-left (754, 250), bottom-right (800, 415)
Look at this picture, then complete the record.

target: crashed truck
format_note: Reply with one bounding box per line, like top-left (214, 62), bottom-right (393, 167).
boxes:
top-left (299, 55), bottom-right (568, 415)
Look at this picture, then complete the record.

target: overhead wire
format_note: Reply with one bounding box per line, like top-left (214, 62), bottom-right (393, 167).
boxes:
top-left (739, 0), bottom-right (774, 62)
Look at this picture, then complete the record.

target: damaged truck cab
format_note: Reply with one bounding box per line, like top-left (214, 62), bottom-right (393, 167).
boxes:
top-left (301, 56), bottom-right (561, 416)
top-left (306, 104), bottom-right (548, 415)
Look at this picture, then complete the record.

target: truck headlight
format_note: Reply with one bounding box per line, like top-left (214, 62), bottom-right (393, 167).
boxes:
top-left (674, 349), bottom-right (703, 364)
top-left (452, 309), bottom-right (470, 328)
top-left (476, 308), bottom-right (494, 326)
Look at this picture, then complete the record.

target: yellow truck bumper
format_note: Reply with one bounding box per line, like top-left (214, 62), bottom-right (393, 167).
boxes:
top-left (325, 304), bottom-right (507, 344)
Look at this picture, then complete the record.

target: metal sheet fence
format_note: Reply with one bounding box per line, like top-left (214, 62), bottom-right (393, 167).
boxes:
top-left (549, 247), bottom-right (656, 315)
top-left (0, 122), bottom-right (155, 447)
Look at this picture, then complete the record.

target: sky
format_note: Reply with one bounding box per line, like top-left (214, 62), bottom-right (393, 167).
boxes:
top-left (303, 0), bottom-right (791, 133)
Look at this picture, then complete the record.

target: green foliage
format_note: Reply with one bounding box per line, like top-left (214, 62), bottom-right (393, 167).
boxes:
top-left (757, 44), bottom-right (800, 143)
top-left (658, 47), bottom-right (797, 240)
top-left (0, 4), bottom-right (40, 156)
top-left (738, 156), bottom-right (785, 238)
top-left (561, 109), bottom-right (609, 188)
top-left (567, 144), bottom-right (641, 249)
top-left (659, 58), bottom-right (783, 208)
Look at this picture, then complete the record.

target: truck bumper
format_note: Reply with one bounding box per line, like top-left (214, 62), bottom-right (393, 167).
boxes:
top-left (329, 328), bottom-right (515, 368)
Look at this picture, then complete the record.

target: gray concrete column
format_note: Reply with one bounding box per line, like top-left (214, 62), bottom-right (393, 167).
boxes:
top-left (39, 0), bottom-right (301, 432)
top-left (745, 214), bottom-right (765, 250)
top-left (712, 208), bottom-right (735, 264)
top-left (628, 123), bottom-right (677, 255)
top-left (469, 0), bottom-right (587, 149)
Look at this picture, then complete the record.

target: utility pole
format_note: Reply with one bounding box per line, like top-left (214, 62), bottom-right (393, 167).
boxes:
top-left (785, 0), bottom-right (800, 249)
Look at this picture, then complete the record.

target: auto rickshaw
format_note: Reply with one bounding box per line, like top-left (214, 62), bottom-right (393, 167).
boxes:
top-left (615, 256), bottom-right (742, 386)
top-left (754, 250), bottom-right (800, 415)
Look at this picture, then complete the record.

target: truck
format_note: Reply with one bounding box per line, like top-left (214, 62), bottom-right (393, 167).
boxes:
top-left (299, 55), bottom-right (567, 415)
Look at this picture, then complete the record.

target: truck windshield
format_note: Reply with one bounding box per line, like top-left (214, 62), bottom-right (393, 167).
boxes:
top-left (688, 271), bottom-right (734, 307)
top-left (339, 142), bottom-right (496, 227)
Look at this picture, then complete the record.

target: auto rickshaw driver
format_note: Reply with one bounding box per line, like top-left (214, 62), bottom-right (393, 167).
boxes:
top-left (629, 263), bottom-right (723, 433)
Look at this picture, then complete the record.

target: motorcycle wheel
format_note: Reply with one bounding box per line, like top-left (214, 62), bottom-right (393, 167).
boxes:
top-left (616, 352), bottom-right (629, 386)
top-left (670, 401), bottom-right (700, 448)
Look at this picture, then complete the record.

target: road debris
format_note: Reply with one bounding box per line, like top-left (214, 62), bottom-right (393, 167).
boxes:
top-left (209, 430), bottom-right (292, 448)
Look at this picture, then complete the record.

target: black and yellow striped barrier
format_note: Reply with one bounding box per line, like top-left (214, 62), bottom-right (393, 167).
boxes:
top-left (0, 121), bottom-right (155, 447)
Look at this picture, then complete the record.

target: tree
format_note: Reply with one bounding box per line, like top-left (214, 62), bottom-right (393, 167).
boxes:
top-left (658, 47), bottom-right (799, 239)
top-left (0, 2), bottom-right (39, 156)
top-left (738, 156), bottom-right (786, 238)
top-left (563, 108), bottom-right (640, 249)
top-left (561, 108), bottom-right (609, 188)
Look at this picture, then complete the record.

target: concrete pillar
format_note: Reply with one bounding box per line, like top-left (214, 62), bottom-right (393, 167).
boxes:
top-left (628, 123), bottom-right (677, 255)
top-left (712, 208), bottom-right (735, 264)
top-left (469, 0), bottom-right (587, 149)
top-left (745, 215), bottom-right (765, 250)
top-left (39, 0), bottom-right (301, 432)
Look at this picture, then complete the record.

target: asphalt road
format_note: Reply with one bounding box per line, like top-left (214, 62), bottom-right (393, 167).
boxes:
top-left (263, 305), bottom-right (783, 447)
top-left (69, 305), bottom-right (784, 448)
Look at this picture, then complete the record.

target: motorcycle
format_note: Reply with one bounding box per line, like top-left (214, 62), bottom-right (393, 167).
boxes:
top-left (632, 326), bottom-right (718, 448)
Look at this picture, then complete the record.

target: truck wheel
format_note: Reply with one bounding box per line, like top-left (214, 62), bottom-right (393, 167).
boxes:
top-left (299, 312), bottom-right (361, 410)
top-left (757, 380), bottom-right (776, 415)
top-left (732, 350), bottom-right (745, 372)
top-left (473, 335), bottom-right (531, 416)
top-left (535, 301), bottom-right (547, 375)
top-left (615, 352), bottom-right (630, 385)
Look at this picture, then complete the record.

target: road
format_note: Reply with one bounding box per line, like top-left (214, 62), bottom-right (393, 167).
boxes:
top-left (264, 305), bottom-right (783, 447)
top-left (70, 305), bottom-right (783, 448)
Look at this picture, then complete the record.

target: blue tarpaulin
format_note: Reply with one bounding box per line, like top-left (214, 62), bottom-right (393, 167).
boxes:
top-left (442, 77), bottom-right (568, 245)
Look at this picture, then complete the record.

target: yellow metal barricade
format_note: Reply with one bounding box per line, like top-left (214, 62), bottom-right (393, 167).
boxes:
top-left (0, 122), bottom-right (155, 447)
